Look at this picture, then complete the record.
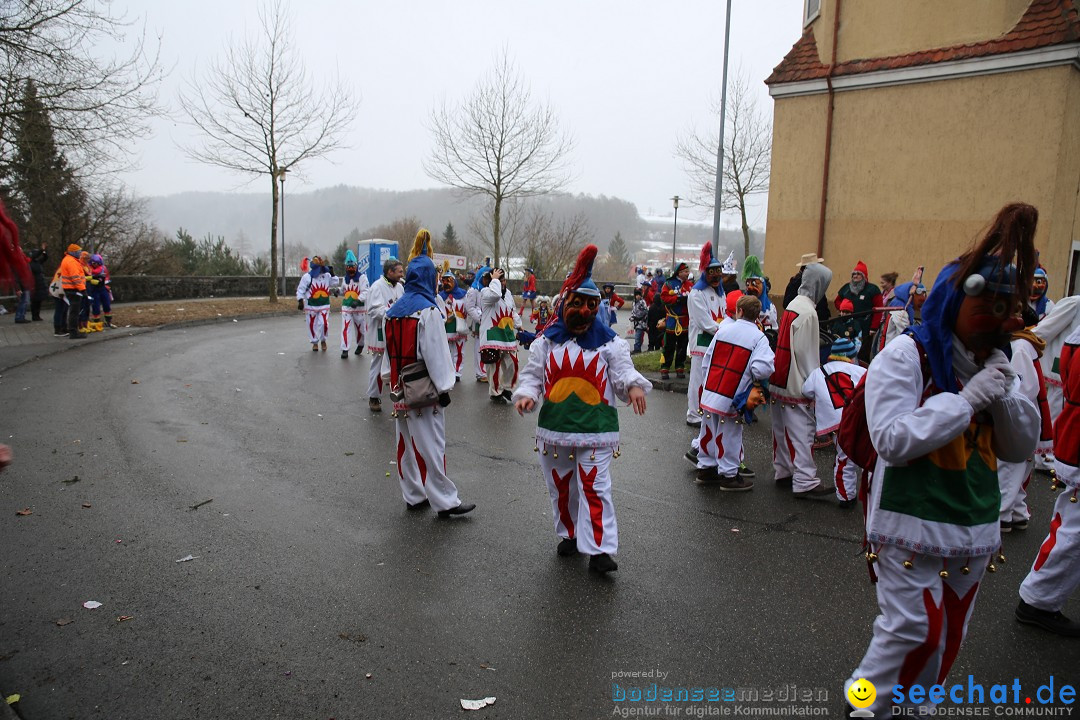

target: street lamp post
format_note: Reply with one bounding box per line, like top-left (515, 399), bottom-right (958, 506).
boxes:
top-left (671, 195), bottom-right (680, 271)
top-left (277, 168), bottom-right (288, 297)
top-left (712, 0), bottom-right (733, 247)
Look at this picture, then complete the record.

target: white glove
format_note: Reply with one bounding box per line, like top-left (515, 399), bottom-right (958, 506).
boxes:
top-left (959, 366), bottom-right (1007, 412)
top-left (982, 350), bottom-right (1017, 386)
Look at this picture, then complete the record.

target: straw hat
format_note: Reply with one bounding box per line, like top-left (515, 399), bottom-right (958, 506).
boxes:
top-left (795, 252), bottom-right (824, 268)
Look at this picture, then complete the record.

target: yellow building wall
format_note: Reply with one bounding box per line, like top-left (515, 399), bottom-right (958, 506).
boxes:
top-left (765, 65), bottom-right (1078, 300)
top-left (814, 0), bottom-right (1030, 66)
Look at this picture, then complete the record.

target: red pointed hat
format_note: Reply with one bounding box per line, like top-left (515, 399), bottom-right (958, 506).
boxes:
top-left (853, 260), bottom-right (868, 277)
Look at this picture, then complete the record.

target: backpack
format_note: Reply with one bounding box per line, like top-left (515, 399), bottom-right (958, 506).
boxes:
top-left (837, 338), bottom-right (929, 472)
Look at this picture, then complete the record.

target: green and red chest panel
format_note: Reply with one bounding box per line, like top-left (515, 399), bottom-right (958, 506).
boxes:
top-left (536, 343), bottom-right (620, 447)
top-left (341, 276), bottom-right (366, 310)
top-left (305, 275), bottom-right (333, 307)
top-left (481, 302), bottom-right (518, 349)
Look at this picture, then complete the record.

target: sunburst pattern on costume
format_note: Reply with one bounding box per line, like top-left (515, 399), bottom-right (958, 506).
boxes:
top-left (491, 307), bottom-right (516, 331)
top-left (545, 348), bottom-right (609, 406)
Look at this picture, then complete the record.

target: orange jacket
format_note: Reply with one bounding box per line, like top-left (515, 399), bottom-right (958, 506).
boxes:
top-left (59, 253), bottom-right (86, 291)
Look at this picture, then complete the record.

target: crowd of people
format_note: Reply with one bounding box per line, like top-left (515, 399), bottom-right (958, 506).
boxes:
top-left (292, 204), bottom-right (1079, 716)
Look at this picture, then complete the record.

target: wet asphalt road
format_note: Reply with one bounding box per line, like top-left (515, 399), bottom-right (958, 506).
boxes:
top-left (0, 316), bottom-right (1075, 719)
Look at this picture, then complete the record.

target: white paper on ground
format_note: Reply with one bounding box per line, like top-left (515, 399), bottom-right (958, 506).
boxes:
top-left (175, 555), bottom-right (199, 563)
top-left (460, 697), bottom-right (496, 711)
top-left (82, 601), bottom-right (102, 609)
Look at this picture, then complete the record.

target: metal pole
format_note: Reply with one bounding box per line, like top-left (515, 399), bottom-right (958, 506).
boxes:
top-left (671, 195), bottom-right (680, 270)
top-left (279, 172), bottom-right (286, 297)
top-left (711, 0), bottom-right (733, 248)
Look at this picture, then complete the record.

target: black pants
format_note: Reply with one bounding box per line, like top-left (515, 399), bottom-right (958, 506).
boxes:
top-left (64, 290), bottom-right (82, 334)
top-left (30, 296), bottom-right (43, 320)
top-left (661, 331), bottom-right (688, 372)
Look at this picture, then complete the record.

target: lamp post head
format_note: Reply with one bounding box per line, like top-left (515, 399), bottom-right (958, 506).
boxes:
top-left (671, 195), bottom-right (680, 210)
top-left (276, 167), bottom-right (288, 183)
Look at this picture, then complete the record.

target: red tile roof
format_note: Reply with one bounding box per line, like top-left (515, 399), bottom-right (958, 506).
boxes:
top-left (766, 0), bottom-right (1080, 85)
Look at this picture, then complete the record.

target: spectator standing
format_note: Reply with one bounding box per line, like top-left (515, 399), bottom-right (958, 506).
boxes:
top-left (58, 244), bottom-right (86, 339)
top-left (646, 292), bottom-right (665, 351)
top-left (521, 267), bottom-right (537, 314)
top-left (27, 246), bottom-right (47, 321)
top-left (834, 260), bottom-right (884, 361)
top-left (628, 289), bottom-right (648, 354)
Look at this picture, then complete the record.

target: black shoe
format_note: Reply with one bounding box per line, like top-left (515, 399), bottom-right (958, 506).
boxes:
top-left (455, 377), bottom-right (461, 384)
top-left (557, 538), bottom-right (579, 556)
top-left (406, 498), bottom-right (430, 511)
top-left (738, 463), bottom-right (756, 479)
top-left (490, 395), bottom-right (506, 404)
top-left (774, 475), bottom-right (793, 488)
top-left (1015, 599), bottom-right (1080, 637)
top-left (686, 419), bottom-right (701, 427)
top-left (341, 350), bottom-right (349, 359)
top-left (31, 316), bottom-right (42, 321)
top-left (54, 330), bottom-right (68, 337)
top-left (355, 345), bottom-right (363, 355)
top-left (312, 344), bottom-right (319, 352)
top-left (14, 318), bottom-right (30, 324)
top-left (717, 474), bottom-right (754, 492)
top-left (694, 467), bottom-right (719, 485)
top-left (589, 553), bottom-right (618, 574)
top-left (502, 389), bottom-right (514, 401)
top-left (437, 502), bottom-right (476, 518)
top-left (1011, 518), bottom-right (1029, 531)
top-left (838, 499), bottom-right (857, 509)
top-left (1000, 520), bottom-right (1013, 534)
top-left (368, 398), bottom-right (382, 413)
top-left (684, 448), bottom-right (699, 465)
top-left (68, 332), bottom-right (86, 340)
top-left (795, 483), bottom-right (835, 500)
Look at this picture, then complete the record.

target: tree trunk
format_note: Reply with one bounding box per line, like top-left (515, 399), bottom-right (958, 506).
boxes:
top-left (269, 173), bottom-right (279, 303)
top-left (739, 195), bottom-right (751, 262)
top-left (492, 195), bottom-right (502, 268)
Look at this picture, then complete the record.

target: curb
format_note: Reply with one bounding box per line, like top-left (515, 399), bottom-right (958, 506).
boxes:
top-left (0, 311), bottom-right (296, 374)
top-left (641, 372), bottom-right (689, 395)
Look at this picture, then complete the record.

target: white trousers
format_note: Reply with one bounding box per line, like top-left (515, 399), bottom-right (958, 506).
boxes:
top-left (1036, 383), bottom-right (1064, 469)
top-left (998, 457), bottom-right (1032, 523)
top-left (1019, 486), bottom-right (1080, 613)
top-left (339, 310), bottom-right (365, 352)
top-left (847, 545), bottom-right (987, 716)
top-left (771, 402), bottom-right (818, 491)
top-left (449, 338), bottom-right (465, 378)
top-left (538, 445), bottom-right (618, 555)
top-left (367, 352), bottom-right (384, 399)
top-left (686, 354), bottom-right (704, 423)
top-left (833, 442), bottom-right (860, 502)
top-left (473, 334), bottom-right (487, 379)
top-left (485, 351), bottom-right (518, 396)
top-left (695, 414), bottom-right (743, 477)
top-left (305, 308), bottom-right (329, 344)
top-left (395, 409), bottom-right (460, 512)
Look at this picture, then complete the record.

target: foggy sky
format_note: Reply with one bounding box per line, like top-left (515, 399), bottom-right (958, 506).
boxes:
top-left (117, 0), bottom-right (805, 229)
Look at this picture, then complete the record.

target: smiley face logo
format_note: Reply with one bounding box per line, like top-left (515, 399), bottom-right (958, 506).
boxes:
top-left (847, 678), bottom-right (876, 710)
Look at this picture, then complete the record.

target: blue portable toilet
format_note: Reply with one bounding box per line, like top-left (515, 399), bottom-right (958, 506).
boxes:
top-left (356, 239), bottom-right (398, 286)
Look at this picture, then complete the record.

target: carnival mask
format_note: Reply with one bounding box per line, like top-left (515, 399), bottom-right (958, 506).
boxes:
top-left (564, 292), bottom-right (599, 334)
top-left (954, 291), bottom-right (1024, 360)
top-left (1030, 276), bottom-right (1048, 301)
top-left (705, 267), bottom-right (722, 288)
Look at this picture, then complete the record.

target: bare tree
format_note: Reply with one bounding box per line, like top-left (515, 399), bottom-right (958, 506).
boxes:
top-left (425, 49), bottom-right (573, 268)
top-left (521, 207), bottom-right (593, 281)
top-left (177, 0), bottom-right (358, 301)
top-left (0, 0), bottom-right (164, 175)
top-left (675, 72), bottom-right (770, 261)
top-left (467, 197), bottom-right (529, 269)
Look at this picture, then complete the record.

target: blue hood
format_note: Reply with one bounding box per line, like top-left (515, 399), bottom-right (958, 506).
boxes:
top-left (387, 256), bottom-right (438, 318)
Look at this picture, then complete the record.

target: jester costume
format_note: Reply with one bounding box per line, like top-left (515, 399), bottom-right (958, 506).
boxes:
top-left (768, 261), bottom-right (832, 495)
top-left (465, 268), bottom-right (488, 382)
top-left (366, 263), bottom-right (405, 402)
top-left (686, 242), bottom-right (725, 425)
top-left (1029, 266), bottom-right (1054, 321)
top-left (1017, 324), bottom-right (1080, 635)
top-left (660, 264), bottom-right (692, 378)
top-left (439, 269), bottom-right (468, 379)
top-left (741, 256), bottom-right (777, 333)
top-left (86, 254), bottom-right (112, 331)
top-left (479, 271), bottom-right (520, 399)
top-left (801, 338), bottom-right (866, 504)
top-left (382, 230), bottom-right (473, 517)
top-left (513, 244), bottom-right (651, 572)
top-left (847, 228), bottom-right (1040, 715)
top-left (694, 304), bottom-right (773, 487)
top-left (296, 256), bottom-right (335, 350)
top-left (338, 250), bottom-right (369, 358)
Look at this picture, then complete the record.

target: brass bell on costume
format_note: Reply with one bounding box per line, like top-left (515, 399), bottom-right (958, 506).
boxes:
top-left (553, 451), bottom-right (558, 458)
top-left (613, 451), bottom-right (621, 459)
top-left (997, 553), bottom-right (1006, 564)
top-left (902, 560), bottom-right (914, 570)
top-left (569, 453), bottom-right (575, 460)
top-left (865, 552), bottom-right (878, 563)
top-left (961, 566), bottom-right (971, 575)
top-left (987, 563), bottom-right (998, 573)
top-left (939, 570), bottom-right (949, 579)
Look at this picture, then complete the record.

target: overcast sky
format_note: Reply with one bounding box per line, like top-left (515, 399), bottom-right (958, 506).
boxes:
top-left (118, 0), bottom-right (805, 229)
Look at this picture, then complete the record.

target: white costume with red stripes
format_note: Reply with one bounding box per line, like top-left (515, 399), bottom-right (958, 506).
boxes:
top-left (802, 359), bottom-right (866, 501)
top-left (365, 275), bottom-right (404, 399)
top-left (1034, 296), bottom-right (1080, 469)
top-left (513, 335), bottom-right (652, 556)
top-left (1019, 325), bottom-right (1080, 614)
top-left (687, 284), bottom-right (724, 424)
top-left (848, 336), bottom-right (1039, 716)
top-left (768, 294), bottom-right (822, 492)
top-left (695, 318), bottom-right (773, 477)
top-left (479, 278), bottom-right (520, 396)
top-left (464, 286), bottom-right (487, 381)
top-left (339, 271), bottom-right (369, 353)
top-left (441, 291), bottom-right (468, 379)
top-left (296, 271), bottom-right (335, 346)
